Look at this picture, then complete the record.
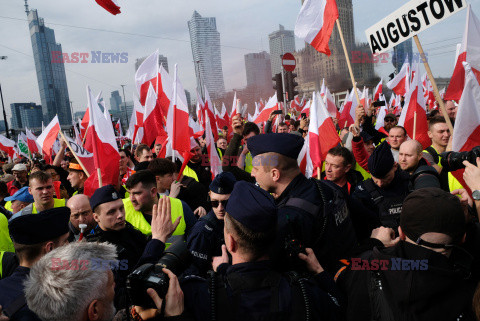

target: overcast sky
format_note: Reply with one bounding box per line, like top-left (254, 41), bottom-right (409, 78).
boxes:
top-left (0, 0), bottom-right (479, 120)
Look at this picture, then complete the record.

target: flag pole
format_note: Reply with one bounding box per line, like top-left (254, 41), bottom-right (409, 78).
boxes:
top-left (413, 35), bottom-right (454, 134)
top-left (58, 131), bottom-right (90, 177)
top-left (413, 111), bottom-right (417, 140)
top-left (97, 168), bottom-right (103, 187)
top-left (81, 126), bottom-right (89, 146)
top-left (336, 19), bottom-right (360, 104)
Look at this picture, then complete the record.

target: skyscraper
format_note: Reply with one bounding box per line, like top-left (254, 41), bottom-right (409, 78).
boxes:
top-left (392, 38), bottom-right (413, 73)
top-left (268, 25), bottom-right (296, 77)
top-left (135, 54), bottom-right (169, 73)
top-left (25, 1), bottom-right (72, 125)
top-left (11, 103), bottom-right (43, 129)
top-left (244, 51), bottom-right (272, 90)
top-left (188, 11), bottom-right (225, 99)
top-left (110, 90), bottom-right (122, 112)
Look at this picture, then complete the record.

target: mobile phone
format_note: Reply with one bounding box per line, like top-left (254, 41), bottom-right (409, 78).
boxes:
top-left (373, 101), bottom-right (386, 107)
top-left (301, 113), bottom-right (307, 119)
top-left (272, 110), bottom-right (283, 115)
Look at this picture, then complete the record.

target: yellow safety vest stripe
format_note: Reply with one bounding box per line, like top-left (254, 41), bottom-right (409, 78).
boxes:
top-left (355, 163), bottom-right (371, 180)
top-left (123, 196), bottom-right (186, 248)
top-left (423, 146), bottom-right (464, 191)
top-left (216, 148), bottom-right (224, 160)
top-left (0, 213), bottom-right (14, 253)
top-left (32, 198), bottom-right (66, 214)
top-left (0, 251), bottom-right (4, 279)
top-left (244, 152), bottom-right (253, 173)
top-left (183, 166), bottom-right (199, 182)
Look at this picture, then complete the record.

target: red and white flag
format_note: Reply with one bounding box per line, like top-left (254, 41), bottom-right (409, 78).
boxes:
top-left (324, 86), bottom-right (339, 119)
top-left (166, 65), bottom-right (191, 158)
top-left (295, 0), bottom-right (339, 56)
top-left (204, 87), bottom-right (219, 141)
top-left (338, 89), bottom-right (357, 128)
top-left (115, 120), bottom-right (123, 137)
top-left (37, 116), bottom-right (60, 164)
top-left (80, 109), bottom-right (89, 139)
top-left (320, 79), bottom-right (326, 98)
top-left (254, 95), bottom-right (278, 124)
top-left (309, 92), bottom-right (340, 178)
top-left (216, 103), bottom-right (229, 131)
top-left (230, 92), bottom-right (239, 118)
top-left (398, 72), bottom-right (430, 149)
top-left (387, 56), bottom-right (410, 96)
top-left (132, 97), bottom-right (144, 144)
top-left (204, 109), bottom-right (222, 179)
top-left (360, 87), bottom-right (369, 112)
top-left (25, 127), bottom-right (40, 155)
top-left (0, 135), bottom-right (16, 159)
top-left (196, 91), bottom-right (205, 129)
top-left (84, 86), bottom-right (120, 196)
top-left (445, 5), bottom-right (480, 101)
top-left (301, 100), bottom-right (311, 117)
top-left (63, 135), bottom-right (95, 177)
top-left (374, 78), bottom-right (383, 101)
top-left (143, 83), bottom-right (167, 146)
top-left (136, 50), bottom-right (159, 106)
top-left (452, 62), bottom-right (480, 153)
top-left (94, 0), bottom-right (121, 15)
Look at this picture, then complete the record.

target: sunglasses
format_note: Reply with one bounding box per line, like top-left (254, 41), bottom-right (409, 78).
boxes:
top-left (384, 118), bottom-right (396, 123)
top-left (211, 200), bottom-right (228, 208)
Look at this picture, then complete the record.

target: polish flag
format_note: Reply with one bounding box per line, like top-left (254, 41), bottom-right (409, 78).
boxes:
top-left (445, 5), bottom-right (480, 101)
top-left (84, 86), bottom-right (120, 196)
top-left (360, 87), bottom-right (369, 112)
top-left (295, 0), bottom-right (339, 56)
top-left (338, 89), bottom-right (357, 128)
top-left (0, 135), bottom-right (16, 159)
top-left (80, 109), bottom-right (89, 139)
top-left (204, 109), bottom-right (222, 179)
top-left (115, 120), bottom-right (123, 137)
top-left (189, 116), bottom-right (204, 139)
top-left (94, 0), bottom-right (121, 15)
top-left (301, 100), bottom-right (311, 117)
top-left (324, 86), bottom-right (339, 119)
top-left (230, 92), bottom-right (239, 118)
top-left (196, 91), bottom-right (205, 129)
top-left (216, 103), bottom-right (229, 131)
top-left (254, 95), bottom-right (278, 124)
top-left (309, 92), bottom-right (340, 178)
top-left (453, 62), bottom-right (480, 153)
top-left (125, 105), bottom-right (137, 141)
top-left (136, 50), bottom-right (159, 106)
top-left (410, 63), bottom-right (419, 84)
top-left (166, 65), bottom-right (191, 158)
top-left (387, 56), bottom-right (410, 96)
top-left (156, 65), bottom-right (174, 119)
top-left (374, 78), bottom-right (383, 101)
top-left (143, 83), bottom-right (167, 146)
top-left (375, 104), bottom-right (388, 131)
top-left (398, 73), bottom-right (430, 149)
top-left (132, 97), bottom-right (145, 144)
top-left (37, 116), bottom-right (60, 164)
top-left (25, 127), bottom-right (40, 155)
top-left (292, 95), bottom-right (306, 112)
top-left (320, 79), bottom-right (326, 98)
top-left (204, 87), bottom-right (219, 141)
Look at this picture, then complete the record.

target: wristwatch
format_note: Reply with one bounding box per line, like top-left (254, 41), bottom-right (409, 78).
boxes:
top-left (473, 190), bottom-right (480, 201)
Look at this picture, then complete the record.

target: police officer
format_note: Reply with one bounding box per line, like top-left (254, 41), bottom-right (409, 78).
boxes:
top-left (352, 141), bottom-right (411, 231)
top-left (187, 172), bottom-right (236, 275)
top-left (337, 188), bottom-right (477, 320)
top-left (0, 207), bottom-right (70, 320)
top-left (181, 181), bottom-right (343, 320)
top-left (247, 133), bottom-right (357, 274)
top-left (87, 185), bottom-right (179, 309)
top-left (123, 170), bottom-right (196, 246)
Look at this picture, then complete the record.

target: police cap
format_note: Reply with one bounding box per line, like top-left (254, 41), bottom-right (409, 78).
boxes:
top-left (209, 172), bottom-right (236, 194)
top-left (247, 133), bottom-right (304, 159)
top-left (225, 181), bottom-right (276, 232)
top-left (90, 185), bottom-right (121, 211)
top-left (368, 141), bottom-right (394, 178)
top-left (8, 207), bottom-right (70, 245)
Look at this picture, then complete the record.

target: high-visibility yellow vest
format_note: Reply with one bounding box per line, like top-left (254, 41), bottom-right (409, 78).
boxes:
top-left (0, 251), bottom-right (4, 279)
top-left (4, 201), bottom-right (12, 212)
top-left (123, 196), bottom-right (186, 248)
top-left (183, 166), bottom-right (199, 182)
top-left (216, 148), bottom-right (224, 160)
top-left (423, 146), bottom-right (464, 192)
top-left (244, 152), bottom-right (253, 173)
top-left (31, 199), bottom-right (66, 214)
top-left (355, 163), bottom-right (371, 180)
top-left (0, 214), bottom-right (14, 253)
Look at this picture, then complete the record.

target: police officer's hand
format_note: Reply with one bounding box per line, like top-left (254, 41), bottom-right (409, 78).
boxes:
top-left (298, 248), bottom-right (324, 274)
top-left (151, 197), bottom-right (181, 243)
top-left (463, 157), bottom-right (480, 191)
top-left (0, 306), bottom-right (9, 321)
top-left (212, 244), bottom-right (229, 271)
top-left (232, 115), bottom-right (243, 135)
top-left (134, 268), bottom-right (184, 319)
top-left (193, 206), bottom-right (207, 218)
top-left (371, 227), bottom-right (400, 247)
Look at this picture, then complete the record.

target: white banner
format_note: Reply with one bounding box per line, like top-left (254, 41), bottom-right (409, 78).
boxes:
top-left (366, 0), bottom-right (467, 54)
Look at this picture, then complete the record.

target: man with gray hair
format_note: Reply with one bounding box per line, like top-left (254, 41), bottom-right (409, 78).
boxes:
top-left (25, 242), bottom-right (117, 321)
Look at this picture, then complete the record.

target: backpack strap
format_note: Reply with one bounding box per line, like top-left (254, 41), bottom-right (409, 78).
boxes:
top-left (425, 146), bottom-right (440, 165)
top-left (367, 270), bottom-right (396, 321)
top-left (363, 179), bottom-right (384, 206)
top-left (3, 295), bottom-right (27, 318)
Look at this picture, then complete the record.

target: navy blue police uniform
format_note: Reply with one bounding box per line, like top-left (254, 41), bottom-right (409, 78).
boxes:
top-left (187, 172), bottom-right (236, 276)
top-left (247, 133), bottom-right (358, 274)
top-left (352, 142), bottom-right (410, 231)
top-left (181, 181), bottom-right (344, 321)
top-left (86, 185), bottom-right (166, 310)
top-left (0, 207), bottom-right (71, 321)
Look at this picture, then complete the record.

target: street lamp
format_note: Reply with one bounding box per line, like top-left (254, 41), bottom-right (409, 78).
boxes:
top-left (0, 56), bottom-right (10, 138)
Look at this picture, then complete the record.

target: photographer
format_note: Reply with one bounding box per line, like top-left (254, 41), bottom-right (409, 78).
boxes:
top-left (181, 181), bottom-right (343, 320)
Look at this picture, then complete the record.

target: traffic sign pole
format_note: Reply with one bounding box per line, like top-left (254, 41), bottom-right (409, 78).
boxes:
top-left (281, 52), bottom-right (296, 108)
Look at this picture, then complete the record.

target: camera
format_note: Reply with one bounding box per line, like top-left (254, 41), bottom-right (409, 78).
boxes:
top-left (126, 241), bottom-right (191, 307)
top-left (410, 165), bottom-right (440, 190)
top-left (441, 146), bottom-right (480, 172)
